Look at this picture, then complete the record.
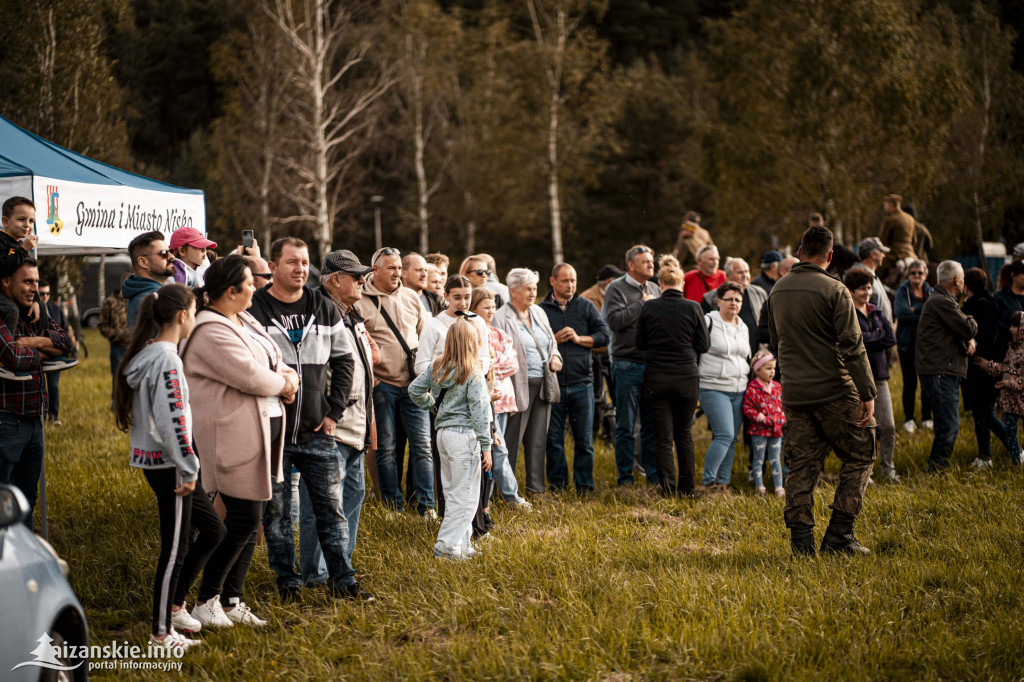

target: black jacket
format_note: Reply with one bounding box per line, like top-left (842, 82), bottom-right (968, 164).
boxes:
top-left (539, 291), bottom-right (610, 386)
top-left (916, 288), bottom-right (978, 378)
top-left (963, 292), bottom-right (1001, 409)
top-left (249, 286), bottom-right (355, 444)
top-left (0, 229), bottom-right (29, 278)
top-left (635, 289), bottom-right (709, 377)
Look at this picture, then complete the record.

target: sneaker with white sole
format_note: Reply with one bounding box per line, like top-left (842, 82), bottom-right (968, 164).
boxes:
top-left (774, 487), bottom-right (785, 497)
top-left (150, 628), bottom-right (203, 652)
top-left (902, 420), bottom-right (917, 434)
top-left (421, 508), bottom-right (439, 521)
top-left (40, 356), bottom-right (79, 373)
top-left (0, 366), bottom-right (31, 381)
top-left (191, 596), bottom-right (234, 628)
top-left (882, 470), bottom-right (902, 483)
top-left (170, 603), bottom-right (202, 633)
top-left (971, 457), bottom-right (993, 470)
top-left (224, 599), bottom-right (266, 627)
top-left (920, 420), bottom-right (934, 430)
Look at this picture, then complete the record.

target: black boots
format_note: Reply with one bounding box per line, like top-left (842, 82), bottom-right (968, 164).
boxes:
top-left (790, 524), bottom-right (816, 556)
top-left (820, 510), bottom-right (871, 555)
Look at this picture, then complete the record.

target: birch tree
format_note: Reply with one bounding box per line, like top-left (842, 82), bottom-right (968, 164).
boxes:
top-left (264, 0), bottom-right (395, 261)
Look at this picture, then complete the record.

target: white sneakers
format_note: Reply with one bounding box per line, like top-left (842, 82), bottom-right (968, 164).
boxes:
top-left (171, 603), bottom-right (202, 633)
top-left (224, 599), bottom-right (267, 627)
top-left (903, 420), bottom-right (917, 434)
top-left (774, 487), bottom-right (786, 497)
top-left (191, 596), bottom-right (234, 628)
top-left (971, 457), bottom-right (993, 470)
top-left (920, 420), bottom-right (934, 430)
top-left (150, 628), bottom-right (203, 652)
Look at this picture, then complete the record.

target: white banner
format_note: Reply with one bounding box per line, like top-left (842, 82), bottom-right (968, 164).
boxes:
top-left (31, 176), bottom-right (206, 254)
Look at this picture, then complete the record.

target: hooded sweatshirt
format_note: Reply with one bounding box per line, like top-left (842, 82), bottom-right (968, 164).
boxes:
top-left (124, 341), bottom-right (198, 481)
top-left (122, 275), bottom-right (163, 331)
top-left (408, 366), bottom-right (492, 452)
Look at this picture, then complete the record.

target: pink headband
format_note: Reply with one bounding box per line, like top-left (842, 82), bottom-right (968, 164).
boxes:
top-left (752, 353), bottom-right (774, 373)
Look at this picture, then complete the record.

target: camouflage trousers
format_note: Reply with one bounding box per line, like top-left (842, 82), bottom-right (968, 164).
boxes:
top-left (782, 393), bottom-right (877, 528)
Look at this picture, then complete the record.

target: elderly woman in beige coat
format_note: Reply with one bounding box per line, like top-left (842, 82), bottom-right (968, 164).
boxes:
top-left (493, 268), bottom-right (562, 495)
top-left (177, 255), bottom-right (298, 629)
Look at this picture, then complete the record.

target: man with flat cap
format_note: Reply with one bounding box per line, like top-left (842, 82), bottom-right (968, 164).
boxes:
top-left (753, 250), bottom-right (784, 293)
top-left (879, 194), bottom-right (916, 267)
top-left (672, 211), bottom-right (714, 269)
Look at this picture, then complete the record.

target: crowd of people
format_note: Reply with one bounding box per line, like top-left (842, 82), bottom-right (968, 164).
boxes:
top-left (2, 191), bottom-right (1022, 654)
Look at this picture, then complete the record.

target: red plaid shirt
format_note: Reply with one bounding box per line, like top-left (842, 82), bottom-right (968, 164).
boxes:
top-left (0, 312), bottom-right (74, 417)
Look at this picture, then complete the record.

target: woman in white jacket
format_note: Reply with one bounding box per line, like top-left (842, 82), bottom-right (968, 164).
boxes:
top-left (699, 281), bottom-right (751, 487)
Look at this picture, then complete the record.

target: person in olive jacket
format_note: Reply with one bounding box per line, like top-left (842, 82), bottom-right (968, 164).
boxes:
top-left (916, 260), bottom-right (978, 471)
top-left (635, 261), bottom-right (709, 497)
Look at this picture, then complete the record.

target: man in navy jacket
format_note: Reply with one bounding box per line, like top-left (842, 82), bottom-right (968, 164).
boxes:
top-left (539, 263), bottom-right (610, 492)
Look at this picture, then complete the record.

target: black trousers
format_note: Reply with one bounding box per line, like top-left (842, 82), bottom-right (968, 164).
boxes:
top-left (172, 480), bottom-right (227, 607)
top-left (430, 412), bottom-right (445, 517)
top-left (643, 372), bottom-right (699, 495)
top-left (197, 494), bottom-right (266, 605)
top-left (898, 348), bottom-right (931, 422)
top-left (144, 468), bottom-right (195, 637)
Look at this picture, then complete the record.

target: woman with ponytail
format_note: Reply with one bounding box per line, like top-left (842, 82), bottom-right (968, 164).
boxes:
top-left (112, 283), bottom-right (203, 652)
top-left (174, 254), bottom-right (299, 629)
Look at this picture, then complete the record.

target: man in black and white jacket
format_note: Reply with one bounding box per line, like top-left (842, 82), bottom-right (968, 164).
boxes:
top-left (248, 237), bottom-right (372, 602)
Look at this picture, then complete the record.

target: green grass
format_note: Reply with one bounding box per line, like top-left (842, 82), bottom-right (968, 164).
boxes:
top-left (42, 330), bottom-right (1024, 680)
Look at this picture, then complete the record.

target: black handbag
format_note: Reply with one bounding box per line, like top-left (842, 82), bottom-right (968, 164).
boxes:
top-left (524, 310), bottom-right (561, 404)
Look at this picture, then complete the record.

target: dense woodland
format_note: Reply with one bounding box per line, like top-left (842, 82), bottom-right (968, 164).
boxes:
top-left (2, 0), bottom-right (1023, 281)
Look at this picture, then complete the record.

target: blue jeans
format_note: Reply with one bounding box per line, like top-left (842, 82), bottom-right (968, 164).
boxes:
top-left (612, 361), bottom-right (658, 485)
top-left (546, 382), bottom-right (596, 491)
top-left (491, 412), bottom-right (525, 504)
top-left (1002, 413), bottom-right (1023, 464)
top-left (920, 374), bottom-right (961, 470)
top-left (0, 412), bottom-right (44, 527)
top-left (700, 388), bottom-right (744, 485)
top-left (750, 435), bottom-right (783, 489)
top-left (300, 442), bottom-right (366, 583)
top-left (373, 382), bottom-right (434, 512)
top-left (262, 435), bottom-right (356, 591)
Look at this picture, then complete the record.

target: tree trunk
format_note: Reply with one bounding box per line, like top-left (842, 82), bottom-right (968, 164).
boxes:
top-left (974, 38), bottom-right (991, 280)
top-left (313, 0), bottom-right (331, 262)
top-left (546, 8), bottom-right (566, 266)
top-left (413, 58), bottom-right (429, 254)
top-left (465, 190), bottom-right (477, 254)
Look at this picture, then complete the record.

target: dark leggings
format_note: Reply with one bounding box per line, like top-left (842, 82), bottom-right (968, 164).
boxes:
top-left (144, 468), bottom-right (194, 637)
top-left (898, 348), bottom-right (931, 422)
top-left (973, 394), bottom-right (1009, 461)
top-left (172, 480), bottom-right (227, 607)
top-left (197, 495), bottom-right (266, 605)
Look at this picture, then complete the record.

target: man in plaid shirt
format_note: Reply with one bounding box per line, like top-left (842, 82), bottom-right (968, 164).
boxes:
top-left (0, 259), bottom-right (73, 524)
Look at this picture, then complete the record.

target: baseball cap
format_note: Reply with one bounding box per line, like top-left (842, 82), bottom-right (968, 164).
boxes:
top-left (323, 249), bottom-right (374, 277)
top-left (858, 237), bottom-right (890, 255)
top-left (168, 226), bottom-right (217, 250)
top-left (595, 264), bottom-right (624, 281)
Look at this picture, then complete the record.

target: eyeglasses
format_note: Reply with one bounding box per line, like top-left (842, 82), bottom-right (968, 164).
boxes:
top-left (149, 249), bottom-right (171, 259)
top-left (38, 291), bottom-right (50, 297)
top-left (372, 247), bottom-right (400, 265)
top-left (721, 297), bottom-right (743, 304)
top-left (909, 270), bottom-right (925, 275)
top-left (468, 269), bottom-right (490, 277)
top-left (252, 273), bottom-right (272, 280)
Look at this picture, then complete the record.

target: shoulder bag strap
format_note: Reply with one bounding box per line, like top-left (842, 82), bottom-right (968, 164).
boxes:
top-left (374, 296), bottom-right (415, 360)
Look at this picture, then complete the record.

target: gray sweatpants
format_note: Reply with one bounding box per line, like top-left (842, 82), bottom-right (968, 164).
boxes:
top-left (876, 379), bottom-right (896, 476)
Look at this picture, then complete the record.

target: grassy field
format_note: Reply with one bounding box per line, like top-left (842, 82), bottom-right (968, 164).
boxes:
top-left (40, 330), bottom-right (1024, 680)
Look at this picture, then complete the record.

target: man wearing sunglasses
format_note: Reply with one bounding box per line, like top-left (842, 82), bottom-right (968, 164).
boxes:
top-left (122, 230), bottom-right (176, 330)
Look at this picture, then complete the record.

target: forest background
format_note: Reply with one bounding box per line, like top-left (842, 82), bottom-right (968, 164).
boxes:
top-left (2, 0), bottom-right (1024, 281)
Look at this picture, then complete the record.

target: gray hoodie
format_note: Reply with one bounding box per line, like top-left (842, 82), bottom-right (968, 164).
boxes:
top-left (124, 341), bottom-right (199, 482)
top-left (408, 366), bottom-right (492, 451)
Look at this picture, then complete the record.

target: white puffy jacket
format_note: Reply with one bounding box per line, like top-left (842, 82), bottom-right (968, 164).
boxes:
top-left (699, 311), bottom-right (751, 393)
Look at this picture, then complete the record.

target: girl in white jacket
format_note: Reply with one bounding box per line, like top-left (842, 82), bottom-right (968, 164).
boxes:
top-left (698, 281), bottom-right (751, 487)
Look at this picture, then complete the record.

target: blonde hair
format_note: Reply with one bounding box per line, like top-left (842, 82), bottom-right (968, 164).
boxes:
top-left (433, 317), bottom-right (481, 385)
top-left (658, 263), bottom-right (684, 288)
top-left (470, 286), bottom-right (495, 313)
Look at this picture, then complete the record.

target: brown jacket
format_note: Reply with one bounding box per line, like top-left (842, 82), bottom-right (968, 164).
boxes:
top-left (768, 262), bottom-right (876, 407)
top-left (580, 283), bottom-right (608, 353)
top-left (673, 225), bottom-right (714, 268)
top-left (354, 276), bottom-right (428, 387)
top-left (98, 293), bottom-right (130, 347)
top-left (880, 209), bottom-right (916, 260)
top-left (180, 310), bottom-right (288, 501)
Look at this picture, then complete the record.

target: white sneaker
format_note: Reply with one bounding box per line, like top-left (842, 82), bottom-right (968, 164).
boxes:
top-left (921, 420), bottom-right (934, 430)
top-left (191, 596), bottom-right (234, 628)
top-left (756, 486), bottom-right (767, 495)
top-left (421, 508), bottom-right (439, 521)
top-left (511, 499), bottom-right (533, 512)
top-left (883, 470), bottom-right (902, 483)
top-left (150, 628), bottom-right (203, 652)
top-left (902, 420), bottom-right (917, 434)
top-left (774, 487), bottom-right (786, 497)
top-left (224, 599), bottom-right (266, 627)
top-left (971, 457), bottom-right (993, 470)
top-left (170, 603), bottom-right (202, 633)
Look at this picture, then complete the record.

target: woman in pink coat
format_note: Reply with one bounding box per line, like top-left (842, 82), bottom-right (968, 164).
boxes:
top-left (176, 255), bottom-right (299, 630)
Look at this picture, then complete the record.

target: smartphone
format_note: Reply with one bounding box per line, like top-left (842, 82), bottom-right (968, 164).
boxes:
top-left (242, 229), bottom-right (254, 250)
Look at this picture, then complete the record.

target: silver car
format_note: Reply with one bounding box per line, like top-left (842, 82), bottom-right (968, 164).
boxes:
top-left (0, 484), bottom-right (88, 681)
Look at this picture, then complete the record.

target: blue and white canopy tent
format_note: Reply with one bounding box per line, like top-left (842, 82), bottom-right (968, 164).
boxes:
top-left (0, 113), bottom-right (206, 254)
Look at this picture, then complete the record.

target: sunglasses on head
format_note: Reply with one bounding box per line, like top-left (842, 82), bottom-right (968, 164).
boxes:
top-left (373, 247), bottom-right (400, 265)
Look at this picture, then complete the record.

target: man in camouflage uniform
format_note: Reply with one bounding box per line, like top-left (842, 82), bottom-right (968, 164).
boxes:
top-left (768, 225), bottom-right (877, 556)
